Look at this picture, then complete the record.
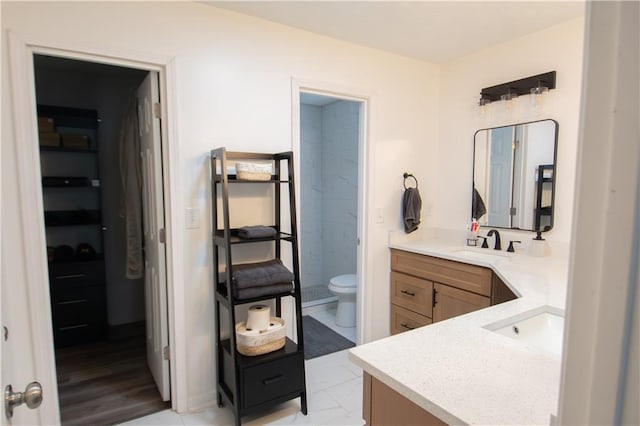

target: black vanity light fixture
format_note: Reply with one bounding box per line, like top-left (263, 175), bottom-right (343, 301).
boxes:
top-left (478, 71), bottom-right (556, 106)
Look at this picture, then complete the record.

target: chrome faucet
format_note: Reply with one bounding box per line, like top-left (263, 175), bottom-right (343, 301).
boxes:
top-left (487, 229), bottom-right (502, 250)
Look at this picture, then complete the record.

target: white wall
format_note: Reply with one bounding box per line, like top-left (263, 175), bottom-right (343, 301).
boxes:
top-left (558, 1), bottom-right (639, 423)
top-left (436, 17), bottom-right (585, 245)
top-left (34, 59), bottom-right (147, 326)
top-left (2, 1), bottom-right (440, 410)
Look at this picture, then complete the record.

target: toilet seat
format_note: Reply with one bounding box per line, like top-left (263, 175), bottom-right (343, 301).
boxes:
top-left (329, 274), bottom-right (356, 289)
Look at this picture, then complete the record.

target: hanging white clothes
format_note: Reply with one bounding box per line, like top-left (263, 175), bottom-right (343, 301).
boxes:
top-left (119, 96), bottom-right (144, 279)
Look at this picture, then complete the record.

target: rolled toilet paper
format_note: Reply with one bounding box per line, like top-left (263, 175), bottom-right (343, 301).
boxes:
top-left (246, 304), bottom-right (270, 331)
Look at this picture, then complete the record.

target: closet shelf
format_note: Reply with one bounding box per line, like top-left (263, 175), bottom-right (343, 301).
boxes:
top-left (44, 209), bottom-right (101, 227)
top-left (40, 146), bottom-right (98, 154)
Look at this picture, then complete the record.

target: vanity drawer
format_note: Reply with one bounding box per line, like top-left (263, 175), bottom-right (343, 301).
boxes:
top-left (391, 305), bottom-right (432, 335)
top-left (390, 271), bottom-right (433, 317)
top-left (242, 353), bottom-right (304, 409)
top-left (391, 249), bottom-right (492, 297)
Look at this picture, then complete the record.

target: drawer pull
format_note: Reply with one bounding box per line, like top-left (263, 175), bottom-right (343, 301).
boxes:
top-left (59, 324), bottom-right (89, 331)
top-left (55, 274), bottom-right (86, 280)
top-left (400, 323), bottom-right (415, 330)
top-left (58, 299), bottom-right (88, 305)
top-left (262, 374), bottom-right (283, 386)
top-left (400, 290), bottom-right (416, 297)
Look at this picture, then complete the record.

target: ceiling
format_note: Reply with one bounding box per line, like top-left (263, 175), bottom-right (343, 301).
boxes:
top-left (206, 1), bottom-right (584, 63)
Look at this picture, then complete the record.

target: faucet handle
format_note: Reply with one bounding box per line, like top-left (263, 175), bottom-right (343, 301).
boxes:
top-left (478, 236), bottom-right (489, 249)
top-left (507, 240), bottom-right (522, 252)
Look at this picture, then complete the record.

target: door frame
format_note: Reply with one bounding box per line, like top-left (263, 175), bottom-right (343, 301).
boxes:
top-left (6, 31), bottom-right (187, 416)
top-left (291, 78), bottom-right (373, 344)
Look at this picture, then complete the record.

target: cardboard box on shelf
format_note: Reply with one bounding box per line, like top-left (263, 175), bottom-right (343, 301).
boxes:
top-left (38, 116), bottom-right (55, 133)
top-left (61, 133), bottom-right (89, 149)
top-left (39, 132), bottom-right (60, 147)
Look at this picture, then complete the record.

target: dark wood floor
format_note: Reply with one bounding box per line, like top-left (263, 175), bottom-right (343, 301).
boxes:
top-left (55, 331), bottom-right (170, 425)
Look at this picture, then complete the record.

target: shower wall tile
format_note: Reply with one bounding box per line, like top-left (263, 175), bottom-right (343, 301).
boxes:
top-left (321, 100), bottom-right (359, 284)
top-left (300, 104), bottom-right (323, 288)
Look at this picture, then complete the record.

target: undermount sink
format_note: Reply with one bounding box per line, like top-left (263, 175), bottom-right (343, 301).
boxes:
top-left (484, 306), bottom-right (565, 355)
top-left (446, 248), bottom-right (511, 262)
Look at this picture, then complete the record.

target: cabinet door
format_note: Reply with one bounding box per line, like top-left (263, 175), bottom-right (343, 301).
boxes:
top-left (433, 283), bottom-right (490, 323)
top-left (364, 373), bottom-right (447, 426)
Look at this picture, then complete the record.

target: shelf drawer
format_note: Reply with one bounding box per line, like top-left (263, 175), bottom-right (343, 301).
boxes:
top-left (242, 353), bottom-right (304, 409)
top-left (391, 249), bottom-right (492, 297)
top-left (51, 285), bottom-right (106, 327)
top-left (53, 322), bottom-right (107, 348)
top-left (391, 304), bottom-right (432, 335)
top-left (390, 271), bottom-right (433, 317)
top-left (48, 260), bottom-right (104, 289)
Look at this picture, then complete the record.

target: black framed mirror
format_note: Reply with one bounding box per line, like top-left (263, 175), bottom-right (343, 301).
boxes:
top-left (472, 119), bottom-right (558, 232)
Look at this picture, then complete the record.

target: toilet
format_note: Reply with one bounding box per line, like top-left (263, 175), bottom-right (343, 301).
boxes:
top-left (328, 274), bottom-right (357, 327)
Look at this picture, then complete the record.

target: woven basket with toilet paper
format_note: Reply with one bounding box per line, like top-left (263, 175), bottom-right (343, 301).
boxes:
top-left (236, 305), bottom-right (286, 356)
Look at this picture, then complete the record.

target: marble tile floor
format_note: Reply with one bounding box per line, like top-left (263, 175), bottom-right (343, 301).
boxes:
top-left (119, 349), bottom-right (364, 426)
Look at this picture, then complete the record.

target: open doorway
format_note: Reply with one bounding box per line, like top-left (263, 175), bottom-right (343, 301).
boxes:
top-left (34, 54), bottom-right (170, 424)
top-left (298, 92), bottom-right (363, 359)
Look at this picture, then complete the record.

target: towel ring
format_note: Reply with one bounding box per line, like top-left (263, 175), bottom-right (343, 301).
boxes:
top-left (403, 172), bottom-right (418, 190)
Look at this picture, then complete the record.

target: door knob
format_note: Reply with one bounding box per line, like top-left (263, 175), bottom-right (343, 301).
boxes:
top-left (4, 382), bottom-right (43, 419)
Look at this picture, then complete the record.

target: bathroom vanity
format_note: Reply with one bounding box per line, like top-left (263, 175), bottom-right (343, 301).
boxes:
top-left (350, 236), bottom-right (569, 425)
top-left (390, 249), bottom-right (515, 334)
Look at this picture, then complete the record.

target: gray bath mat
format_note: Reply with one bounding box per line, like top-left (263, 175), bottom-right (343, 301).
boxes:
top-left (302, 315), bottom-right (355, 360)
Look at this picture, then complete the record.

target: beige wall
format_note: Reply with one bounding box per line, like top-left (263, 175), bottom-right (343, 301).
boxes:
top-left (435, 17), bottom-right (585, 244)
top-left (2, 1), bottom-right (440, 410)
top-left (1, 1), bottom-right (587, 415)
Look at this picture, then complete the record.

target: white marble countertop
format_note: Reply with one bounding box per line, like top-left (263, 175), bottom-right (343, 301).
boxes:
top-left (348, 229), bottom-right (570, 425)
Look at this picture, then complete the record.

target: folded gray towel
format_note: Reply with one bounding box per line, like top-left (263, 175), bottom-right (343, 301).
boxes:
top-left (232, 259), bottom-right (295, 289)
top-left (234, 282), bottom-right (294, 300)
top-left (403, 187), bottom-right (422, 234)
top-left (238, 225), bottom-right (277, 239)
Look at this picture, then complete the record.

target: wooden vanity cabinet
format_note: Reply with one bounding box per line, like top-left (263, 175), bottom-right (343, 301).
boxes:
top-left (363, 372), bottom-right (446, 426)
top-left (390, 249), bottom-right (515, 334)
top-left (390, 271), bottom-right (433, 333)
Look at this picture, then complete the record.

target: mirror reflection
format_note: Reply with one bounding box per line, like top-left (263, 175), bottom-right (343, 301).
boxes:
top-left (472, 119), bottom-right (558, 232)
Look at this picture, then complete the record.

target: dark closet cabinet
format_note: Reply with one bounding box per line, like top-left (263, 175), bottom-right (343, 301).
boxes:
top-left (38, 105), bottom-right (107, 347)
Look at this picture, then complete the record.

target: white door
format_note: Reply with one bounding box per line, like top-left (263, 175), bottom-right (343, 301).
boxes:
top-left (488, 127), bottom-right (514, 227)
top-left (1, 266), bottom-right (54, 425)
top-left (136, 72), bottom-right (170, 401)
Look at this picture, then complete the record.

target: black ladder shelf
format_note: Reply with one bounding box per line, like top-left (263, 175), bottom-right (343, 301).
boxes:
top-left (534, 164), bottom-right (554, 232)
top-left (210, 147), bottom-right (307, 426)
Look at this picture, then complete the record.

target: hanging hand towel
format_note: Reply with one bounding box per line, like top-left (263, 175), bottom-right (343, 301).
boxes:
top-left (472, 187), bottom-right (487, 220)
top-left (403, 187), bottom-right (422, 233)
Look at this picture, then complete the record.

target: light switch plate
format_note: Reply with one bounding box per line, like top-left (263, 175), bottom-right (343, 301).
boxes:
top-left (376, 207), bottom-right (384, 223)
top-left (186, 207), bottom-right (200, 229)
